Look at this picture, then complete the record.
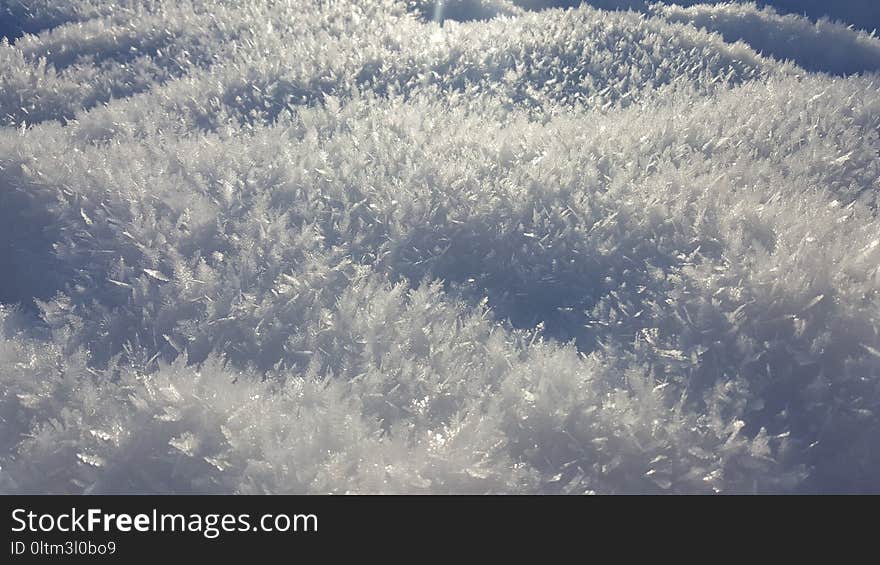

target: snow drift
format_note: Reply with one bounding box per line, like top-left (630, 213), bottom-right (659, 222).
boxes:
top-left (1, 0), bottom-right (879, 493)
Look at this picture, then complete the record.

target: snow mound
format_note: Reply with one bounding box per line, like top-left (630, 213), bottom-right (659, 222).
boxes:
top-left (1, 0), bottom-right (879, 493)
top-left (653, 2), bottom-right (880, 75)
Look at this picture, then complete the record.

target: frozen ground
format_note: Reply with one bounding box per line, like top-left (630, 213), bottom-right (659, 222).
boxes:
top-left (0, 1), bottom-right (879, 493)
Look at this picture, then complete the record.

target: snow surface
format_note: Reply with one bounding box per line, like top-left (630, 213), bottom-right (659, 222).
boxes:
top-left (0, 0), bottom-right (879, 493)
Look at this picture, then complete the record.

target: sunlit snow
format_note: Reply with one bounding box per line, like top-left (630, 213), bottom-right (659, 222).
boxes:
top-left (0, 1), bottom-right (879, 494)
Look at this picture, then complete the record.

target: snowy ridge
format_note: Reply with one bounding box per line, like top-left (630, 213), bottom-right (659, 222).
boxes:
top-left (0, 1), bottom-right (879, 493)
top-left (653, 2), bottom-right (880, 75)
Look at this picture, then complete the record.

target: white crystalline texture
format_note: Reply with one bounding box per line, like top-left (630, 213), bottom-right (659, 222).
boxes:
top-left (0, 0), bottom-right (879, 494)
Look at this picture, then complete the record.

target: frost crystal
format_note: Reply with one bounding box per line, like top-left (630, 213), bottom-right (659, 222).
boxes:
top-left (0, 0), bottom-right (879, 494)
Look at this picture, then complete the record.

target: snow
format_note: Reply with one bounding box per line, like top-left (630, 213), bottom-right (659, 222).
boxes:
top-left (0, 0), bottom-right (879, 493)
